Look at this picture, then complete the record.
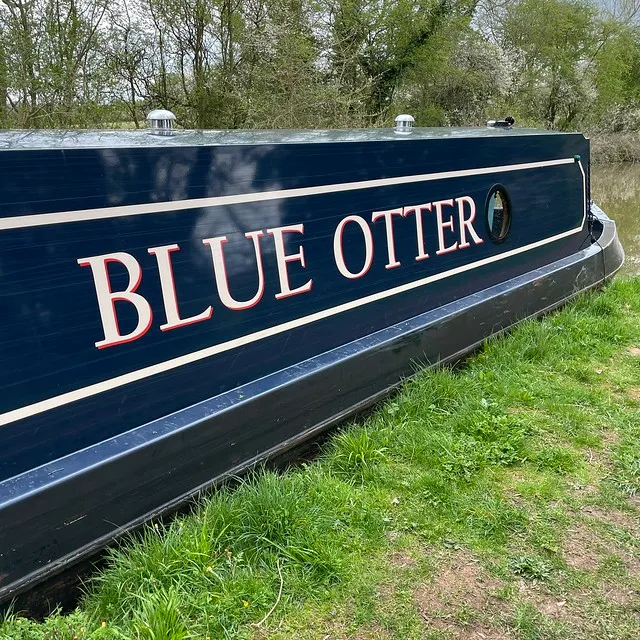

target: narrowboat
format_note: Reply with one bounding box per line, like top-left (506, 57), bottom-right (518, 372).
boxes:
top-left (0, 114), bottom-right (624, 602)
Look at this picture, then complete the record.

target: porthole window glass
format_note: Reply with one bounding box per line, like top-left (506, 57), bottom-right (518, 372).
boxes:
top-left (486, 186), bottom-right (511, 243)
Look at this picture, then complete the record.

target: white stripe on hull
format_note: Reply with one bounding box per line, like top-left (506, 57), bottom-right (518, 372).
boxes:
top-left (0, 159), bottom-right (586, 426)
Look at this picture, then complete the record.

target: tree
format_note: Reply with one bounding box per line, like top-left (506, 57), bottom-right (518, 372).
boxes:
top-left (322, 0), bottom-right (478, 123)
top-left (500, 0), bottom-right (598, 128)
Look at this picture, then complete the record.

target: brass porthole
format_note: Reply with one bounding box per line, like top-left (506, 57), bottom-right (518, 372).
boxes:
top-left (486, 185), bottom-right (511, 243)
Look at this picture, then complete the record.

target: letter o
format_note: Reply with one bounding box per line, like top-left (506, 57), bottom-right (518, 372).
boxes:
top-left (333, 215), bottom-right (374, 279)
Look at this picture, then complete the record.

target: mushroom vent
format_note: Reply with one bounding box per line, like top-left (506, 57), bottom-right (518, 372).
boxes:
top-left (394, 114), bottom-right (415, 134)
top-left (147, 109), bottom-right (176, 136)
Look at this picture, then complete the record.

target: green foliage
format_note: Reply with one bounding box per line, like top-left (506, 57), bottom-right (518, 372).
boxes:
top-left (500, 0), bottom-right (598, 128)
top-left (132, 588), bottom-right (189, 640)
top-left (1, 0), bottom-right (638, 131)
top-left (326, 425), bottom-right (389, 481)
top-left (0, 609), bottom-right (92, 640)
top-left (531, 446), bottom-right (581, 473)
top-left (508, 554), bottom-right (554, 580)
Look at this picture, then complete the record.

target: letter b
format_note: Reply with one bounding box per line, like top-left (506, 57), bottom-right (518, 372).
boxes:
top-left (78, 252), bottom-right (153, 349)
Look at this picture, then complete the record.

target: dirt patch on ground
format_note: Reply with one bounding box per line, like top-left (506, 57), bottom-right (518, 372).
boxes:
top-left (581, 505), bottom-right (639, 531)
top-left (388, 551), bottom-right (416, 568)
top-left (600, 430), bottom-right (621, 447)
top-left (626, 347), bottom-right (640, 357)
top-left (601, 584), bottom-right (639, 606)
top-left (564, 515), bottom-right (640, 578)
top-left (415, 554), bottom-right (504, 611)
top-left (535, 596), bottom-right (574, 621)
top-left (519, 581), bottom-right (581, 623)
top-left (572, 484), bottom-right (599, 500)
top-left (351, 624), bottom-right (393, 640)
top-left (414, 553), bottom-right (510, 639)
top-left (535, 595), bottom-right (568, 619)
top-left (517, 579), bottom-right (603, 626)
top-left (619, 550), bottom-right (640, 579)
top-left (628, 494), bottom-right (640, 509)
top-left (457, 624), bottom-right (513, 639)
top-left (626, 387), bottom-right (640, 401)
top-left (563, 523), bottom-right (604, 571)
top-left (580, 432), bottom-right (621, 469)
top-left (292, 623), bottom-right (393, 640)
top-left (504, 488), bottom-right (529, 509)
top-left (416, 619), bottom-right (514, 639)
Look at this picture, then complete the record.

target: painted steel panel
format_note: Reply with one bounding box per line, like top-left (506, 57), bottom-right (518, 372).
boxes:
top-left (0, 135), bottom-right (588, 479)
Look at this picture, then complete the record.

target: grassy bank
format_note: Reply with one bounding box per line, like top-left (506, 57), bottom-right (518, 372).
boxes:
top-left (2, 279), bottom-right (640, 640)
top-left (589, 132), bottom-right (640, 164)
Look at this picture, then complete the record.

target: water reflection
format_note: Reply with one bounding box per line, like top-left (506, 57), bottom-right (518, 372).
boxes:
top-left (592, 164), bottom-right (640, 275)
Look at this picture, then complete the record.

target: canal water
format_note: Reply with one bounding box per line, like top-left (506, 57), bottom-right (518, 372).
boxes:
top-left (592, 164), bottom-right (640, 275)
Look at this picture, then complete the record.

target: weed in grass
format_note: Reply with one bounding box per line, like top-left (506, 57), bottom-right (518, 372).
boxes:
top-left (132, 588), bottom-right (188, 640)
top-left (0, 609), bottom-right (91, 640)
top-left (508, 555), bottom-right (554, 581)
top-left (413, 472), bottom-right (456, 509)
top-left (0, 603), bottom-right (16, 627)
top-left (325, 425), bottom-right (389, 482)
top-left (436, 432), bottom-right (486, 481)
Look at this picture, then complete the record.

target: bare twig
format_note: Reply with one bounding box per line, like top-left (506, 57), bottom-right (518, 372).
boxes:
top-left (252, 557), bottom-right (284, 628)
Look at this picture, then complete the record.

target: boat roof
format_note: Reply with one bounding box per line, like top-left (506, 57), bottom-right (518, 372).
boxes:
top-left (0, 126), bottom-right (581, 151)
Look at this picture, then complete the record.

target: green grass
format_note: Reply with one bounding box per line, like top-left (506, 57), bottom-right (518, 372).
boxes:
top-left (2, 278), bottom-right (640, 640)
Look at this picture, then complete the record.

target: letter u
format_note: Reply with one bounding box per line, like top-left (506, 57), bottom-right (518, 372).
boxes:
top-left (203, 231), bottom-right (266, 310)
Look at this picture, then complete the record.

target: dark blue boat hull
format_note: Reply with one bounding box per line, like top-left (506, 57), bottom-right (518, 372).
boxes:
top-left (0, 127), bottom-right (624, 601)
